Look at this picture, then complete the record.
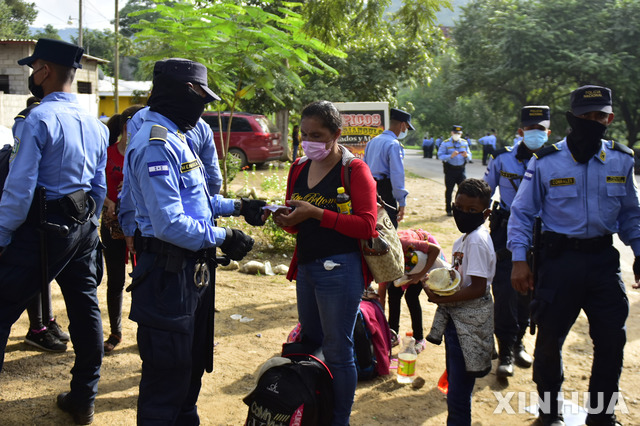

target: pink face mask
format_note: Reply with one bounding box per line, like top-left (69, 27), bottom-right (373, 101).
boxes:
top-left (301, 140), bottom-right (332, 161)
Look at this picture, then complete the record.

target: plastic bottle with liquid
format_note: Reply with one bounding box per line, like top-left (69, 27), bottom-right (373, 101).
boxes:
top-left (336, 187), bottom-right (352, 215)
top-left (397, 331), bottom-right (417, 384)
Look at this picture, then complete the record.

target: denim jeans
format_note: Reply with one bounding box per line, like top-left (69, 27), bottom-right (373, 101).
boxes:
top-left (296, 251), bottom-right (364, 426)
top-left (444, 320), bottom-right (476, 426)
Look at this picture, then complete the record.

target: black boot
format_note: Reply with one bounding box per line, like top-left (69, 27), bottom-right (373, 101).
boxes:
top-left (496, 340), bottom-right (514, 378)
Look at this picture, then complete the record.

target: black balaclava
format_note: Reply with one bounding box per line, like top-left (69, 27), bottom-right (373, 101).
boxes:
top-left (565, 111), bottom-right (608, 163)
top-left (148, 73), bottom-right (206, 132)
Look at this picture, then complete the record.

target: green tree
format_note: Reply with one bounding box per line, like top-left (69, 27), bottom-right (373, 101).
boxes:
top-left (453, 0), bottom-right (640, 146)
top-left (131, 0), bottom-right (343, 194)
top-left (0, 0), bottom-right (37, 38)
top-left (31, 24), bottom-right (61, 40)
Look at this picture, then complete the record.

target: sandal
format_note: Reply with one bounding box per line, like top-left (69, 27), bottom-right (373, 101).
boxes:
top-left (104, 333), bottom-right (121, 354)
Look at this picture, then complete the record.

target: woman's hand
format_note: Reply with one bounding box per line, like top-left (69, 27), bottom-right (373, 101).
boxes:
top-left (273, 200), bottom-right (323, 227)
top-left (423, 286), bottom-right (444, 304)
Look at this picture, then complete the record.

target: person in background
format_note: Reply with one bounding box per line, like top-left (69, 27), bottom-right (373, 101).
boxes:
top-left (509, 85), bottom-right (640, 426)
top-left (101, 105), bottom-right (144, 354)
top-left (273, 100), bottom-right (377, 426)
top-left (478, 129), bottom-right (497, 166)
top-left (435, 135), bottom-right (444, 159)
top-left (292, 124), bottom-right (300, 160)
top-left (363, 107), bottom-right (413, 228)
top-left (438, 125), bottom-right (472, 217)
top-left (425, 178), bottom-right (495, 426)
top-left (422, 133), bottom-right (434, 158)
top-left (483, 106), bottom-right (550, 380)
top-left (0, 38), bottom-right (108, 425)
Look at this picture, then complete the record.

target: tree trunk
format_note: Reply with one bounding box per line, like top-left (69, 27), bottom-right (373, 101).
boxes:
top-left (276, 109), bottom-right (290, 161)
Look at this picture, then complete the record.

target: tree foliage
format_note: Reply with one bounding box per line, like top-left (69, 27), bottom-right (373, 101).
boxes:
top-left (0, 0), bottom-right (37, 38)
top-left (31, 24), bottom-right (61, 40)
top-left (453, 0), bottom-right (640, 146)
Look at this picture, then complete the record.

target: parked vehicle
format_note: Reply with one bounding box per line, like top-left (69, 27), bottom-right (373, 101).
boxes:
top-left (201, 112), bottom-right (283, 168)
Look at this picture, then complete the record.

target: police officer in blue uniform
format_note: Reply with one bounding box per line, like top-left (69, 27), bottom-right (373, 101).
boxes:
top-left (0, 38), bottom-right (108, 425)
top-left (363, 107), bottom-right (413, 228)
top-left (121, 58), bottom-right (261, 425)
top-left (422, 133), bottom-right (434, 158)
top-left (509, 86), bottom-right (640, 426)
top-left (478, 129), bottom-right (497, 165)
top-left (438, 125), bottom-right (472, 216)
top-left (484, 106), bottom-right (550, 379)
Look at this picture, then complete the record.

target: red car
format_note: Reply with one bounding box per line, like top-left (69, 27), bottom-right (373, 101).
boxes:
top-left (201, 112), bottom-right (283, 168)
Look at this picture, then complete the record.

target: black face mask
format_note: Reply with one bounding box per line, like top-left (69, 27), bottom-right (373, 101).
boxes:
top-left (149, 74), bottom-right (207, 132)
top-left (565, 111), bottom-right (608, 163)
top-left (515, 140), bottom-right (534, 161)
top-left (28, 74), bottom-right (44, 99)
top-left (452, 204), bottom-right (486, 234)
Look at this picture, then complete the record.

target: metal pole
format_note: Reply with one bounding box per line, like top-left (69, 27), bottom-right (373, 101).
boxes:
top-left (114, 0), bottom-right (119, 113)
top-left (79, 0), bottom-right (83, 48)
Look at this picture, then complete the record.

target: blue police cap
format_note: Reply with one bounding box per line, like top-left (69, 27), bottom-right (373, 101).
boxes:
top-left (451, 125), bottom-right (463, 133)
top-left (154, 58), bottom-right (220, 103)
top-left (570, 85), bottom-right (612, 116)
top-left (521, 105), bottom-right (550, 128)
top-left (18, 38), bottom-right (84, 69)
top-left (390, 108), bottom-right (415, 130)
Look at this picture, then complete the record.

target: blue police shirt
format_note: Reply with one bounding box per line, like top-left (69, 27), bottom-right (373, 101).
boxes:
top-left (483, 146), bottom-right (529, 211)
top-left (0, 92), bottom-right (108, 247)
top-left (507, 139), bottom-right (640, 261)
top-left (479, 135), bottom-right (497, 149)
top-left (127, 107), bottom-right (222, 195)
top-left (363, 130), bottom-right (408, 207)
top-left (438, 137), bottom-right (472, 167)
top-left (422, 137), bottom-right (434, 147)
top-left (121, 111), bottom-right (233, 251)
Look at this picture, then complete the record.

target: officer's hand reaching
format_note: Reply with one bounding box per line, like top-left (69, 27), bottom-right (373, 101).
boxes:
top-left (511, 261), bottom-right (534, 293)
top-left (240, 198), bottom-right (268, 226)
top-left (220, 227), bottom-right (254, 260)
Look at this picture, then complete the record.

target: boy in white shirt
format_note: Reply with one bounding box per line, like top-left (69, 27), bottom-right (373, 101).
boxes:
top-left (425, 178), bottom-right (496, 425)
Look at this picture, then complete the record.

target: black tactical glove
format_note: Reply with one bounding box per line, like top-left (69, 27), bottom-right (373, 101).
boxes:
top-left (219, 227), bottom-right (254, 260)
top-left (634, 256), bottom-right (640, 277)
top-left (240, 198), bottom-right (267, 226)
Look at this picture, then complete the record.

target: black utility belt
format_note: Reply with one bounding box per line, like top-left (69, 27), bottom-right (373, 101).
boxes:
top-left (541, 232), bottom-right (612, 253)
top-left (444, 163), bottom-right (465, 169)
top-left (136, 236), bottom-right (213, 260)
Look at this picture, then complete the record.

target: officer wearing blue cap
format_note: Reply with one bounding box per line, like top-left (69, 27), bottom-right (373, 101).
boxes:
top-left (509, 86), bottom-right (640, 426)
top-left (483, 105), bottom-right (550, 380)
top-left (478, 129), bottom-right (497, 165)
top-left (0, 38), bottom-right (108, 424)
top-left (438, 125), bottom-right (472, 216)
top-left (363, 107), bottom-right (413, 228)
top-left (121, 57), bottom-right (264, 424)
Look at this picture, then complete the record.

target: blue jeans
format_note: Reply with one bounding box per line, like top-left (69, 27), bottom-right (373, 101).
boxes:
top-left (444, 320), bottom-right (476, 426)
top-left (296, 251), bottom-right (363, 426)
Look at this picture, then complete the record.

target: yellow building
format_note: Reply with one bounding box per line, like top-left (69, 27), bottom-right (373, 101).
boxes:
top-left (98, 76), bottom-right (152, 117)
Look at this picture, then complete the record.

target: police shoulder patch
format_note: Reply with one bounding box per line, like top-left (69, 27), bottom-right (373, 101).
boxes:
top-left (149, 125), bottom-right (168, 145)
top-left (491, 147), bottom-right (511, 159)
top-left (533, 144), bottom-right (560, 160)
top-left (609, 140), bottom-right (633, 157)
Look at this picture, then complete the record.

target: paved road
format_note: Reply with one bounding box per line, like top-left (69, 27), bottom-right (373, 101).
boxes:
top-left (403, 149), bottom-right (636, 284)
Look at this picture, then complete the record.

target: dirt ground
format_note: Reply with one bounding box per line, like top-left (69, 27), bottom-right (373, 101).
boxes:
top-left (1, 166), bottom-right (639, 426)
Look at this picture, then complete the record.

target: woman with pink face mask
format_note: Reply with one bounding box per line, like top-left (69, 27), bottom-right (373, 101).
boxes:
top-left (273, 100), bottom-right (378, 426)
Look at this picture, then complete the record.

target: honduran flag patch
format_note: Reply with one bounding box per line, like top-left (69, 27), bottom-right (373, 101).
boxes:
top-left (148, 161), bottom-right (170, 176)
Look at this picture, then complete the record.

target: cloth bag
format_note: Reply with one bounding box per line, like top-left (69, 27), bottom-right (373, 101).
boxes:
top-left (344, 158), bottom-right (404, 283)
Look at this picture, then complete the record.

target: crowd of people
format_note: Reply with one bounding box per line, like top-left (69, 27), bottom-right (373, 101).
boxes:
top-left (0, 38), bottom-right (639, 426)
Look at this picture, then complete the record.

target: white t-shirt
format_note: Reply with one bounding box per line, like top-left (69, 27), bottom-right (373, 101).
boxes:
top-left (451, 225), bottom-right (496, 290)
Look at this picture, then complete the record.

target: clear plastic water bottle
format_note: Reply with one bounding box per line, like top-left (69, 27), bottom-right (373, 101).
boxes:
top-left (336, 187), bottom-right (352, 215)
top-left (397, 331), bottom-right (417, 384)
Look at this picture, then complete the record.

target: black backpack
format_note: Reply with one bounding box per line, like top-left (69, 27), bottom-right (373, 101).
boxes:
top-left (353, 305), bottom-right (378, 380)
top-left (243, 343), bottom-right (334, 426)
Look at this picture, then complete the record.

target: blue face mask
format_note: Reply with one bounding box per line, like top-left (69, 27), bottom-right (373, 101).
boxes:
top-left (523, 129), bottom-right (548, 150)
top-left (397, 130), bottom-right (408, 140)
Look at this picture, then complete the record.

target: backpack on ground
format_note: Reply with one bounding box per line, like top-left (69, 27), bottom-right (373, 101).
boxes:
top-left (243, 342), bottom-right (334, 426)
top-left (354, 298), bottom-right (392, 380)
